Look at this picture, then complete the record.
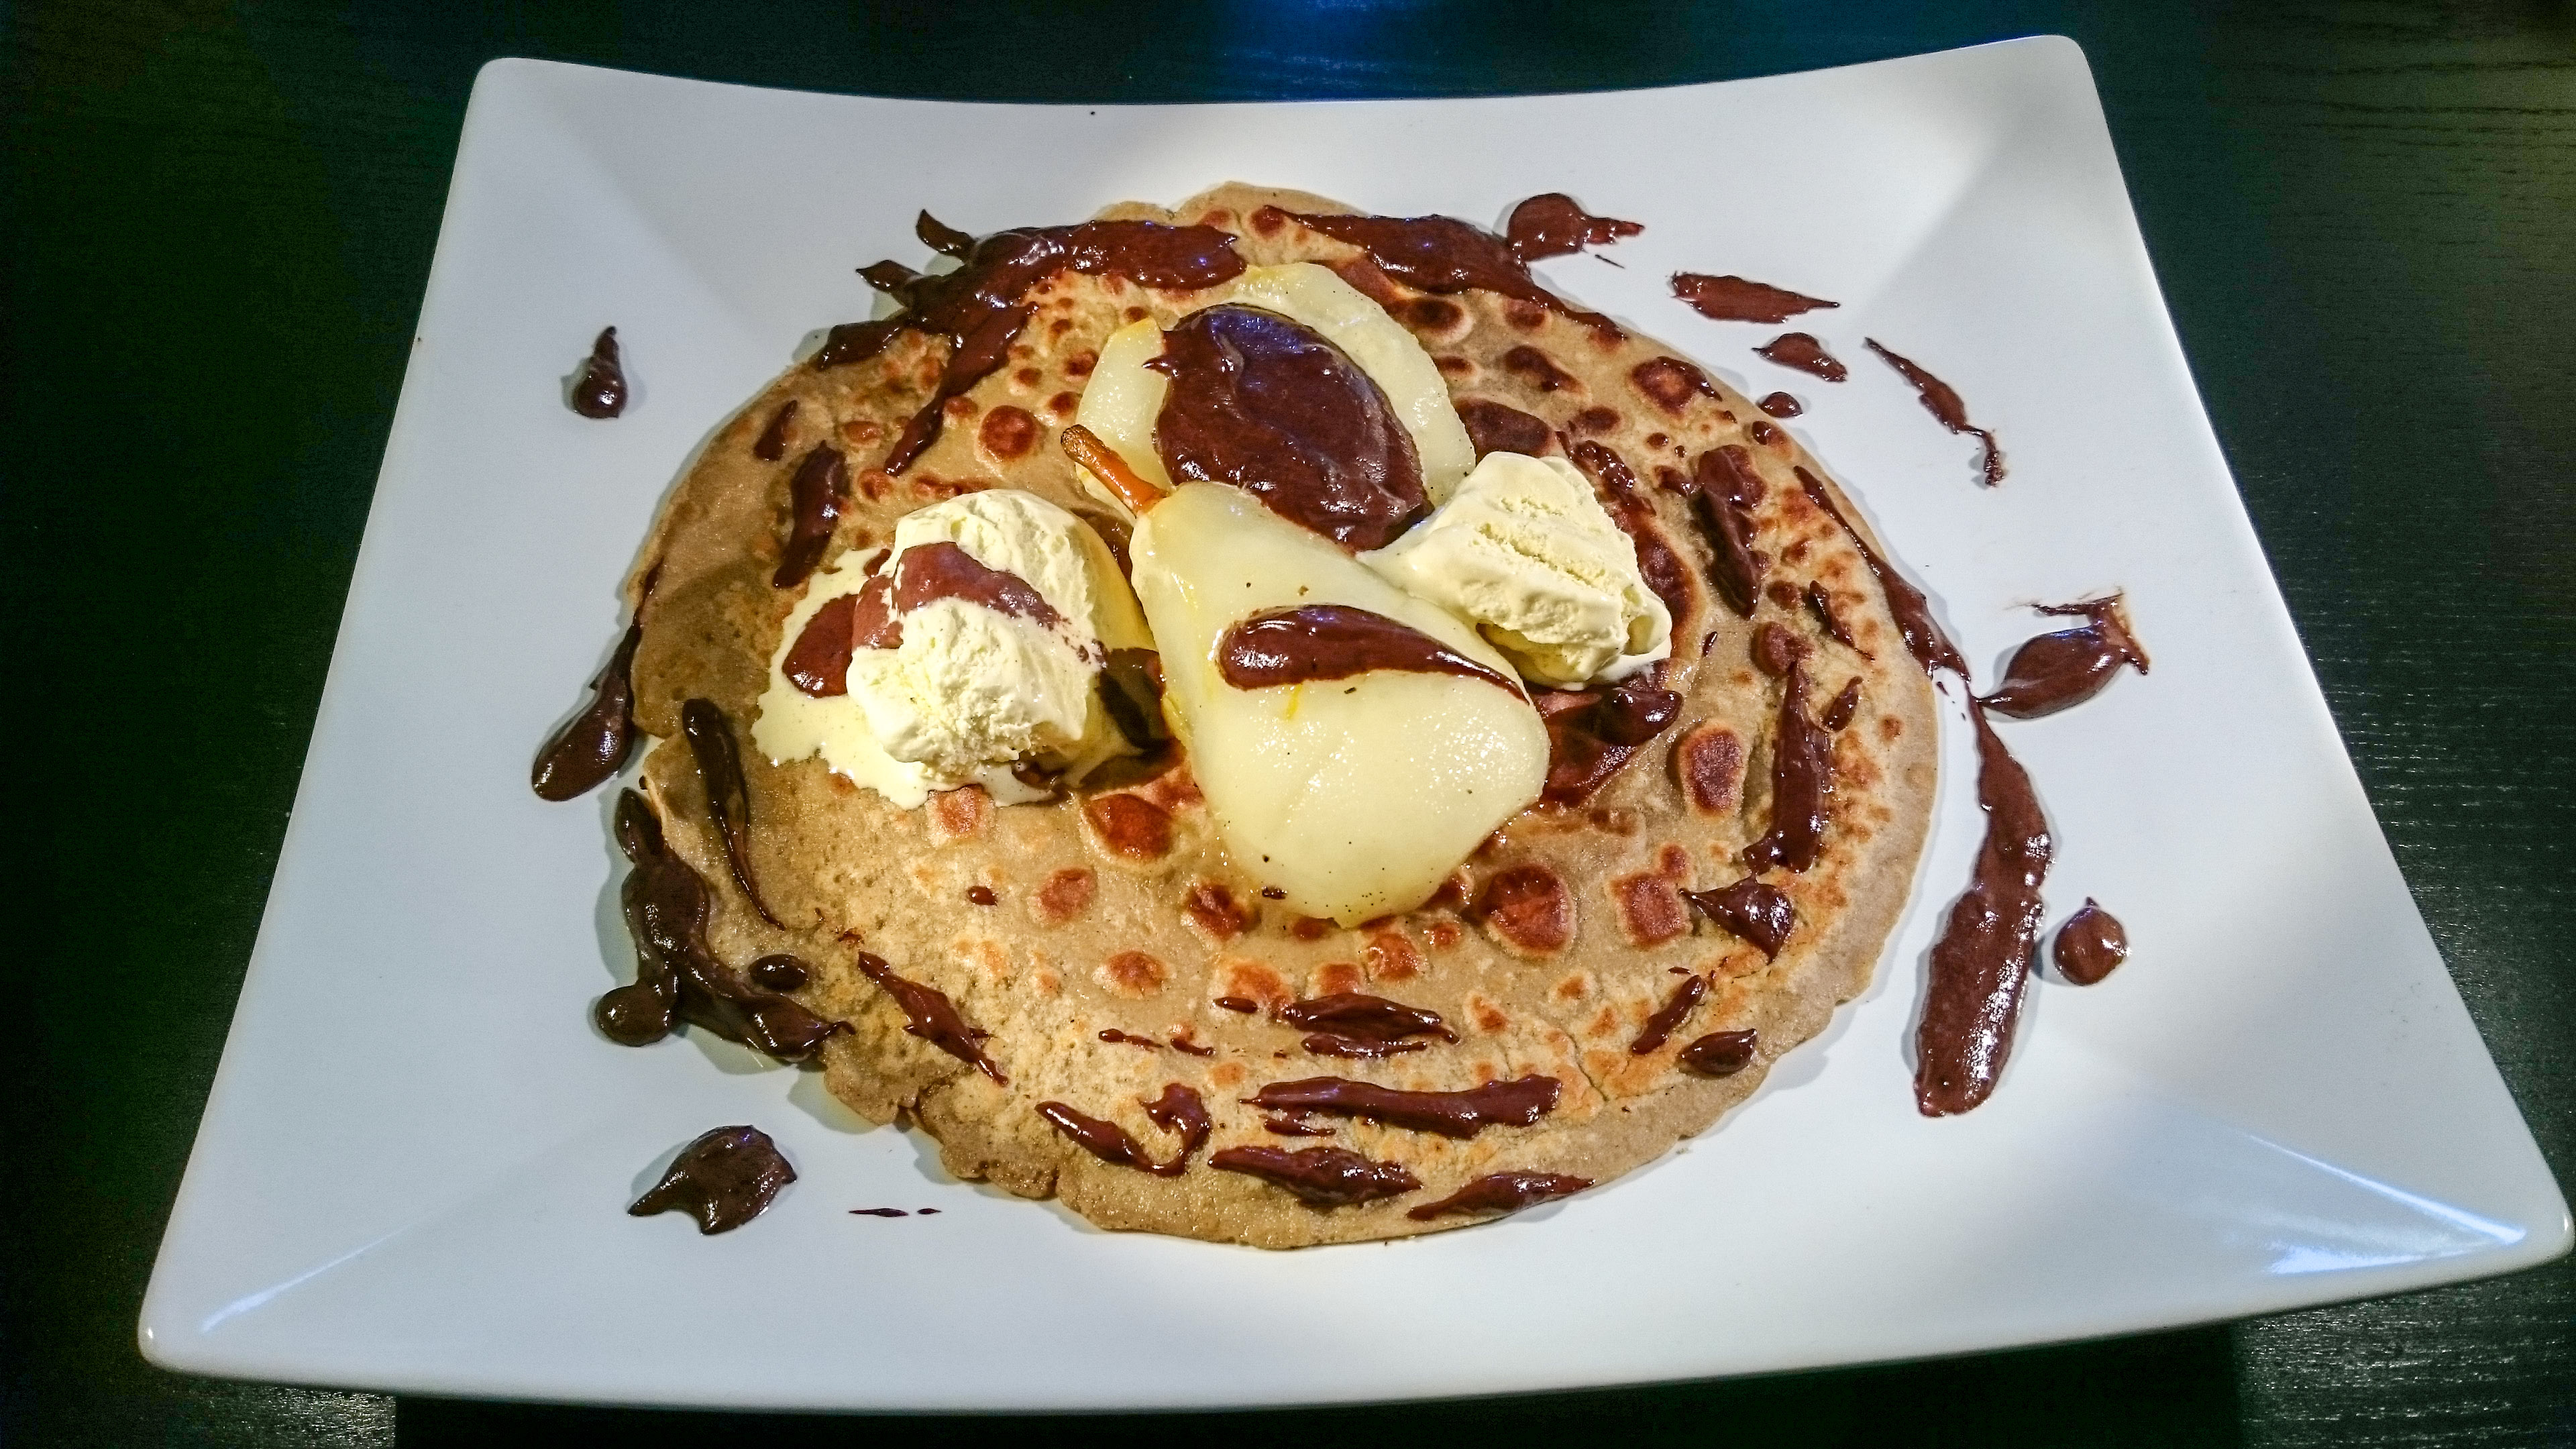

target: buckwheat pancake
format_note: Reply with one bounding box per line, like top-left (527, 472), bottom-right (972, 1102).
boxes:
top-left (612, 183), bottom-right (1937, 1247)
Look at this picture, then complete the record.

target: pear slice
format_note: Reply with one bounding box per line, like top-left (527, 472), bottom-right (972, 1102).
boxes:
top-left (1073, 264), bottom-right (1476, 517)
top-left (1130, 482), bottom-right (1548, 924)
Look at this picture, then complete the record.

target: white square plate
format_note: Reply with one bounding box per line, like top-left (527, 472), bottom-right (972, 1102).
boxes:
top-left (141, 38), bottom-right (2568, 1409)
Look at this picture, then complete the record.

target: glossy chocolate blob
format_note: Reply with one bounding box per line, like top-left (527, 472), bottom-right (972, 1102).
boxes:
top-left (1682, 877), bottom-right (1795, 958)
top-left (1756, 332), bottom-right (1847, 381)
top-left (1978, 596), bottom-right (2150, 718)
top-left (1742, 662), bottom-right (1835, 873)
top-left (1914, 705), bottom-right (2054, 1116)
top-left (855, 951), bottom-right (1007, 1084)
top-left (531, 621), bottom-right (641, 801)
top-left (1670, 274), bottom-right (1838, 324)
top-left (1405, 1171), bottom-right (1592, 1220)
top-left (2053, 900), bottom-right (2129, 985)
top-left (1209, 1145), bottom-right (1421, 1205)
top-left (679, 698), bottom-right (780, 926)
top-left (570, 327), bottom-right (627, 418)
top-left (628, 1125), bottom-right (794, 1234)
top-left (1504, 193), bottom-right (1642, 262)
top-left (1245, 1075), bottom-right (1560, 1139)
top-left (1151, 305), bottom-right (1428, 550)
top-left (1215, 604), bottom-right (1518, 695)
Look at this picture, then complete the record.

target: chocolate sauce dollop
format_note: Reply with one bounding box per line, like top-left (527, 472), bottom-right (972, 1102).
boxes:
top-left (1677, 1029), bottom-right (1758, 1077)
top-left (1405, 1171), bottom-right (1593, 1220)
top-left (1914, 704), bottom-right (2054, 1116)
top-left (1216, 604), bottom-right (1519, 695)
top-left (2053, 900), bottom-right (2129, 985)
top-left (1682, 877), bottom-right (1795, 959)
top-left (570, 327), bottom-right (627, 418)
top-left (1245, 1075), bottom-right (1560, 1139)
top-left (1978, 596), bottom-right (2149, 718)
top-left (531, 621), bottom-right (641, 800)
top-left (1504, 193), bottom-right (1642, 262)
top-left (1631, 974), bottom-right (1707, 1056)
top-left (772, 443), bottom-right (849, 590)
top-left (1756, 332), bottom-right (1847, 381)
top-left (1150, 305), bottom-right (1428, 551)
top-left (628, 1126), bottom-right (794, 1234)
top-left (1209, 1145), bottom-right (1421, 1205)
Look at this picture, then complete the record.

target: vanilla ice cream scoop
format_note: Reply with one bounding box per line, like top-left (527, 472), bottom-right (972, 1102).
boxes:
top-left (1360, 451), bottom-right (1671, 688)
top-left (753, 489), bottom-right (1149, 808)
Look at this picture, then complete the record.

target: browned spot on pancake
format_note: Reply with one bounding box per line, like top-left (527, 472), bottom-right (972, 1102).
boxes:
top-left (1477, 864), bottom-right (1574, 955)
top-left (1553, 971), bottom-right (1594, 1002)
top-left (1312, 961), bottom-right (1366, 997)
top-left (1220, 958), bottom-right (1289, 1008)
top-left (927, 786), bottom-right (992, 842)
top-left (1211, 1059), bottom-right (1248, 1088)
top-left (1587, 806), bottom-right (1641, 836)
top-left (1365, 931), bottom-right (1424, 982)
top-left (1290, 916), bottom-right (1333, 942)
top-left (841, 419), bottom-right (885, 448)
top-left (1631, 356), bottom-right (1719, 414)
top-left (1879, 714), bottom-right (1904, 741)
top-left (1123, 306), bottom-right (1148, 323)
top-left (977, 405), bottom-right (1038, 461)
top-left (1197, 208), bottom-right (1235, 229)
top-left (1050, 318), bottom-right (1074, 337)
top-left (1251, 206), bottom-right (1287, 236)
top-left (858, 470), bottom-right (894, 501)
top-left (1784, 539), bottom-right (1810, 565)
top-left (1501, 346), bottom-right (1579, 393)
top-left (1586, 1004), bottom-right (1621, 1038)
top-left (1751, 621), bottom-right (1809, 678)
top-left (1184, 881), bottom-right (1254, 941)
top-left (1426, 920), bottom-right (1464, 951)
top-left (1434, 356), bottom-right (1475, 377)
top-left (1140, 763), bottom-right (1203, 811)
top-left (1571, 406), bottom-right (1623, 435)
top-left (1046, 391), bottom-right (1079, 419)
top-left (1505, 299), bottom-right (1548, 330)
top-left (1458, 398), bottom-right (1552, 459)
top-left (1468, 995), bottom-right (1510, 1034)
top-left (960, 938), bottom-right (1008, 983)
top-left (1674, 725), bottom-right (1746, 815)
top-left (1613, 871), bottom-right (1690, 947)
top-left (1035, 867), bottom-right (1095, 924)
top-left (1392, 297), bottom-right (1465, 335)
top-left (942, 395), bottom-right (979, 425)
top-left (1656, 843), bottom-right (1691, 878)
top-left (1099, 951), bottom-right (1167, 997)
top-left (1032, 966), bottom-right (1061, 996)
top-left (1065, 350), bottom-right (1097, 378)
top-left (1764, 580), bottom-right (1800, 610)
top-left (1012, 367), bottom-right (1041, 388)
top-left (913, 475), bottom-right (975, 500)
top-left (1083, 794), bottom-right (1174, 861)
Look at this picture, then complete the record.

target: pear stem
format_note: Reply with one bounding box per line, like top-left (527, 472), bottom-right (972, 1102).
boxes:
top-left (1061, 424), bottom-right (1163, 515)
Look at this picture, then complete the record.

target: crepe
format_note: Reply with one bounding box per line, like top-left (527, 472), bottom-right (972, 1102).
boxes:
top-left (614, 184), bottom-right (1937, 1246)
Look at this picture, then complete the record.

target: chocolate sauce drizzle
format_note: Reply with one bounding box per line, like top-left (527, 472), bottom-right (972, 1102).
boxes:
top-left (1537, 670), bottom-right (1682, 806)
top-left (1150, 304), bottom-right (1428, 551)
top-left (1866, 339), bottom-right (2004, 486)
top-left (531, 621), bottom-right (641, 801)
top-left (2053, 900), bottom-right (2128, 985)
top-left (1272, 207), bottom-right (1619, 334)
top-left (752, 400), bottom-right (798, 461)
top-left (1631, 975), bottom-right (1707, 1056)
top-left (830, 219), bottom-right (1245, 475)
top-left (1691, 485), bottom-right (1764, 619)
top-left (1677, 1029), bottom-right (1758, 1077)
top-left (1682, 877), bottom-right (1795, 959)
top-left (1823, 678), bottom-right (1863, 731)
top-left (594, 790), bottom-right (846, 1059)
top-left (1915, 704), bottom-right (2054, 1117)
top-left (855, 951), bottom-right (1006, 1085)
top-left (1216, 604), bottom-right (1519, 696)
top-left (627, 1126), bottom-right (794, 1234)
top-left (1756, 332), bottom-right (1847, 382)
top-left (773, 443), bottom-right (849, 590)
top-left (1503, 193), bottom-right (1642, 263)
top-left (1406, 1171), bottom-right (1593, 1220)
top-left (570, 327), bottom-right (627, 418)
top-left (749, 955), bottom-right (809, 992)
top-left (1209, 1144), bottom-right (1421, 1205)
top-left (1670, 275), bottom-right (1839, 325)
top-left (1245, 1075), bottom-right (1560, 1139)
top-left (1794, 467), bottom-right (1966, 678)
top-left (678, 699), bottom-right (781, 927)
top-left (1277, 993), bottom-right (1456, 1043)
top-left (1742, 662), bottom-right (1835, 873)
top-left (1805, 581), bottom-right (1867, 656)
top-left (1978, 596), bottom-right (2150, 718)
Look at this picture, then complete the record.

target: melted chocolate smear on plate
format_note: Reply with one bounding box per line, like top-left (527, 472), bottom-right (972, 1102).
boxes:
top-left (848, 1208), bottom-right (911, 1218)
top-left (1741, 661), bottom-right (1835, 874)
top-left (679, 699), bottom-right (781, 928)
top-left (531, 621), bottom-right (641, 801)
top-left (1244, 1075), bottom-right (1560, 1140)
top-left (1272, 207), bottom-right (1621, 335)
top-left (1978, 595), bottom-right (2150, 719)
top-left (1631, 974), bottom-right (1707, 1055)
top-left (1503, 193), bottom-right (1643, 263)
top-left (1216, 604), bottom-right (1519, 696)
top-left (1406, 1171), bottom-right (1593, 1220)
top-left (1915, 704), bottom-right (2054, 1117)
top-left (1678, 1028), bottom-right (1758, 1077)
top-left (1682, 877), bottom-right (1795, 958)
top-left (628, 1126), bottom-right (793, 1234)
top-left (570, 327), bottom-right (627, 418)
top-left (855, 951), bottom-right (1007, 1084)
top-left (1150, 304), bottom-right (1428, 551)
top-left (1865, 339), bottom-right (2004, 486)
top-left (1277, 992), bottom-right (1457, 1042)
top-left (1794, 467), bottom-right (1967, 678)
top-left (1756, 392), bottom-right (1803, 419)
top-left (1756, 332), bottom-right (1847, 382)
top-left (833, 221), bottom-right (1245, 475)
top-left (1209, 1145), bottom-right (1421, 1206)
top-left (594, 791), bottom-right (847, 1060)
top-left (1670, 274), bottom-right (1839, 325)
top-left (2053, 900), bottom-right (2129, 985)
top-left (915, 209), bottom-right (976, 259)
top-left (771, 443), bottom-right (849, 589)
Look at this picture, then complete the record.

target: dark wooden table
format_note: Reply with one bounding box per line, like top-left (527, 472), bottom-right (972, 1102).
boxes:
top-left (5, 2), bottom-right (2569, 1444)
